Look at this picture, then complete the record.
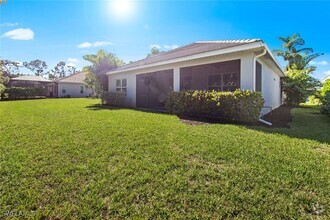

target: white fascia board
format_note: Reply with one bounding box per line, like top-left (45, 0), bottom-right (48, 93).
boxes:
top-left (107, 41), bottom-right (265, 75)
top-left (262, 44), bottom-right (285, 77)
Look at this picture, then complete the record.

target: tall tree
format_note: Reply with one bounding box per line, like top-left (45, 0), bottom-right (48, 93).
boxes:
top-left (0, 60), bottom-right (21, 77)
top-left (83, 49), bottom-right (124, 93)
top-left (273, 33), bottom-right (323, 71)
top-left (23, 60), bottom-right (48, 76)
top-left (146, 47), bottom-right (161, 58)
top-left (274, 33), bottom-right (322, 105)
top-left (83, 71), bottom-right (101, 96)
top-left (48, 61), bottom-right (76, 80)
top-left (0, 60), bottom-right (10, 99)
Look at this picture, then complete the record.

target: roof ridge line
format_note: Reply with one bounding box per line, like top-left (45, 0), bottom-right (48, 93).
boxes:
top-left (56, 71), bottom-right (86, 82)
top-left (195, 39), bottom-right (261, 44)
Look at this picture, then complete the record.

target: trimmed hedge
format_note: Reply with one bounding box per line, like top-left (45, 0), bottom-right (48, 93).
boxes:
top-left (101, 92), bottom-right (128, 107)
top-left (165, 90), bottom-right (264, 122)
top-left (6, 87), bottom-right (46, 100)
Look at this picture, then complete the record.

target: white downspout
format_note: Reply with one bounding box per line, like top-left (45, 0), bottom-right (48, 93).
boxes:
top-left (253, 48), bottom-right (272, 126)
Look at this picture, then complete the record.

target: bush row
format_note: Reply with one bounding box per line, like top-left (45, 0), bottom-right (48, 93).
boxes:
top-left (100, 92), bottom-right (128, 107)
top-left (165, 90), bottom-right (264, 122)
top-left (6, 87), bottom-right (46, 100)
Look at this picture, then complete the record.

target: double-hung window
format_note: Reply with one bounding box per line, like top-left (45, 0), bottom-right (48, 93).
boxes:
top-left (116, 79), bottom-right (127, 92)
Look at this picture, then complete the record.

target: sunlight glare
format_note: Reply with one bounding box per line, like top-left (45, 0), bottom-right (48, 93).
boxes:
top-left (110, 0), bottom-right (135, 20)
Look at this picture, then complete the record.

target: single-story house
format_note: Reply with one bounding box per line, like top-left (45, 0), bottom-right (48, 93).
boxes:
top-left (106, 39), bottom-right (285, 114)
top-left (9, 72), bottom-right (92, 98)
top-left (56, 72), bottom-right (93, 98)
top-left (9, 75), bottom-right (57, 97)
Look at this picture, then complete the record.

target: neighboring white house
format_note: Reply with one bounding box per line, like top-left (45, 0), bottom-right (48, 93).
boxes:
top-left (57, 72), bottom-right (93, 98)
top-left (106, 39), bottom-right (285, 114)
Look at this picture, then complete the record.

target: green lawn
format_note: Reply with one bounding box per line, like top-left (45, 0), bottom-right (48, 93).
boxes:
top-left (0, 99), bottom-right (329, 219)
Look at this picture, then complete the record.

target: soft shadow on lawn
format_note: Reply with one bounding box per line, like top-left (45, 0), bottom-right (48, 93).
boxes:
top-left (86, 104), bottom-right (329, 144)
top-left (85, 104), bottom-right (167, 114)
top-left (85, 104), bottom-right (125, 111)
top-left (248, 106), bottom-right (330, 144)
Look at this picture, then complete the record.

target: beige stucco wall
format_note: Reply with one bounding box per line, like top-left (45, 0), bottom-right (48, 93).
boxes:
top-left (109, 51), bottom-right (256, 107)
top-left (108, 51), bottom-right (283, 112)
top-left (58, 82), bottom-right (93, 98)
top-left (257, 58), bottom-right (282, 114)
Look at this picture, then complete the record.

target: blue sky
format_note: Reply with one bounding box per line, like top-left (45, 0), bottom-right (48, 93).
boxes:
top-left (1, 0), bottom-right (330, 80)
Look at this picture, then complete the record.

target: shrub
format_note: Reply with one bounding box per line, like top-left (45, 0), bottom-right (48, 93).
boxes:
top-left (320, 91), bottom-right (330, 117)
top-left (320, 80), bottom-right (330, 116)
top-left (165, 90), bottom-right (264, 122)
top-left (100, 92), bottom-right (128, 107)
top-left (6, 87), bottom-right (46, 100)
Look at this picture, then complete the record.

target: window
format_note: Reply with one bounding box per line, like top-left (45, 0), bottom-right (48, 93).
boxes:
top-left (208, 74), bottom-right (222, 91)
top-left (256, 61), bottom-right (262, 92)
top-left (182, 76), bottom-right (192, 90)
top-left (62, 88), bottom-right (66, 94)
top-left (223, 73), bottom-right (240, 91)
top-left (208, 72), bottom-right (239, 92)
top-left (116, 79), bottom-right (127, 92)
top-left (80, 86), bottom-right (84, 94)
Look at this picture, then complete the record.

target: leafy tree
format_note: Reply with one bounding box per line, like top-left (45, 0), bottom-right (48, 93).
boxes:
top-left (83, 49), bottom-right (124, 94)
top-left (23, 60), bottom-right (48, 76)
top-left (0, 59), bottom-right (21, 76)
top-left (48, 61), bottom-right (76, 80)
top-left (147, 47), bottom-right (161, 58)
top-left (83, 71), bottom-right (101, 97)
top-left (274, 33), bottom-right (323, 71)
top-left (282, 68), bottom-right (321, 106)
top-left (0, 59), bottom-right (20, 99)
top-left (320, 79), bottom-right (330, 116)
top-left (274, 33), bottom-right (322, 105)
top-left (0, 70), bottom-right (9, 99)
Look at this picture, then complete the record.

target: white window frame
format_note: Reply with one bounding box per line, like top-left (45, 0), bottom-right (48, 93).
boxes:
top-left (116, 78), bottom-right (127, 92)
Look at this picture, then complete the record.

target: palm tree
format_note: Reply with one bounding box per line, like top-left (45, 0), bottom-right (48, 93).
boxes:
top-left (273, 33), bottom-right (323, 71)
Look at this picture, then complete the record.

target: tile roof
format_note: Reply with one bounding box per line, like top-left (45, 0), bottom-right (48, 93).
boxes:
top-left (11, 75), bottom-right (52, 82)
top-left (56, 72), bottom-right (87, 83)
top-left (115, 39), bottom-right (262, 71)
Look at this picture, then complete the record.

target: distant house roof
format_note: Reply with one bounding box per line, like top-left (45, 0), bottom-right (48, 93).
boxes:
top-left (56, 72), bottom-right (87, 84)
top-left (108, 39), bottom-right (284, 76)
top-left (11, 75), bottom-right (52, 82)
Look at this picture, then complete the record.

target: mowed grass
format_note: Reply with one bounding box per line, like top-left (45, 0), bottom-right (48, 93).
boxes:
top-left (0, 99), bottom-right (329, 219)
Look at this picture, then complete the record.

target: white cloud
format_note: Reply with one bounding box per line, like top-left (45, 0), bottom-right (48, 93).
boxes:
top-left (150, 44), bottom-right (161, 49)
top-left (67, 58), bottom-right (79, 67)
top-left (0, 22), bottom-right (19, 27)
top-left (324, 70), bottom-right (330, 76)
top-left (67, 58), bottom-right (79, 63)
top-left (2, 28), bottom-right (34, 40)
top-left (150, 44), bottom-right (179, 51)
top-left (78, 42), bottom-right (93, 48)
top-left (77, 41), bottom-right (113, 48)
top-left (163, 44), bottom-right (179, 50)
top-left (67, 63), bottom-right (76, 67)
top-left (310, 60), bottom-right (328, 66)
